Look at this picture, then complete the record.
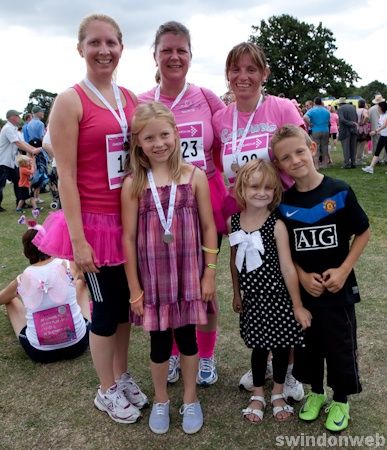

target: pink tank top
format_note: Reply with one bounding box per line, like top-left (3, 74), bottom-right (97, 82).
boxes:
top-left (73, 84), bottom-right (136, 214)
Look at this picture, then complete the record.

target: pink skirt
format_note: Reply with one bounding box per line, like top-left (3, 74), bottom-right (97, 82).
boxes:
top-left (32, 210), bottom-right (125, 266)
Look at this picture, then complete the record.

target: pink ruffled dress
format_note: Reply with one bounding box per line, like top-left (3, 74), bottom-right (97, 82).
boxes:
top-left (137, 178), bottom-right (214, 332)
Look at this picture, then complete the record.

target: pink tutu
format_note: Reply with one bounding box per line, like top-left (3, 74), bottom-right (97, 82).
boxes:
top-left (33, 210), bottom-right (124, 266)
top-left (208, 169), bottom-right (228, 235)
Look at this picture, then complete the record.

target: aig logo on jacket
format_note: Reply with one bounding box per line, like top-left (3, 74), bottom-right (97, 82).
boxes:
top-left (293, 224), bottom-right (338, 251)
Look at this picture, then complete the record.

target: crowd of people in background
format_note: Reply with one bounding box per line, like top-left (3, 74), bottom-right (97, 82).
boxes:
top-left (0, 13), bottom-right (379, 438)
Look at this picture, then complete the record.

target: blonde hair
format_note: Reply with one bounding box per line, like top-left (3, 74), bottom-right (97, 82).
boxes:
top-left (225, 42), bottom-right (269, 83)
top-left (234, 159), bottom-right (282, 211)
top-left (127, 102), bottom-right (183, 198)
top-left (78, 14), bottom-right (123, 45)
top-left (16, 154), bottom-right (32, 167)
top-left (271, 125), bottom-right (313, 156)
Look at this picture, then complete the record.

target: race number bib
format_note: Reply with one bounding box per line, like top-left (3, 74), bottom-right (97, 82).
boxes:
top-left (33, 304), bottom-right (76, 346)
top-left (177, 122), bottom-right (206, 170)
top-left (106, 133), bottom-right (128, 189)
top-left (223, 133), bottom-right (270, 185)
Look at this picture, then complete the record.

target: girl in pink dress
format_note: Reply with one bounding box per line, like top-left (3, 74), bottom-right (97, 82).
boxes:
top-left (122, 102), bottom-right (217, 434)
top-left (139, 21), bottom-right (226, 387)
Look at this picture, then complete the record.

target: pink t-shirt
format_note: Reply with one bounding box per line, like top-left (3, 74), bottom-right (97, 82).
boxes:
top-left (330, 112), bottom-right (339, 133)
top-left (74, 84), bottom-right (136, 214)
top-left (138, 84), bottom-right (225, 179)
top-left (212, 95), bottom-right (304, 188)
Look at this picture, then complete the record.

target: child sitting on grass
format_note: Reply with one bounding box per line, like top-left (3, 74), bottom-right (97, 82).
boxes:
top-left (0, 220), bottom-right (90, 363)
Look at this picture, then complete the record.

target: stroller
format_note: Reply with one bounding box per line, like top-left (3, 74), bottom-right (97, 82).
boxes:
top-left (29, 139), bottom-right (50, 197)
top-left (48, 164), bottom-right (61, 209)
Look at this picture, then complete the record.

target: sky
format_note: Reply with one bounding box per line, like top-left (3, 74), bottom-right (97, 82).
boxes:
top-left (1, 0), bottom-right (386, 116)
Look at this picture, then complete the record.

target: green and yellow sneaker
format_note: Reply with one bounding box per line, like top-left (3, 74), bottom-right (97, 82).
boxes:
top-left (298, 391), bottom-right (327, 421)
top-left (325, 401), bottom-right (350, 432)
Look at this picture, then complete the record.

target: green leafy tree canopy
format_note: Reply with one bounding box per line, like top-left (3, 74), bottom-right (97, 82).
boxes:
top-left (26, 89), bottom-right (57, 122)
top-left (249, 15), bottom-right (359, 102)
top-left (350, 80), bottom-right (387, 104)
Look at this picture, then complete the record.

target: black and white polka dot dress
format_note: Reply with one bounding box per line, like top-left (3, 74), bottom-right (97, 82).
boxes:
top-left (231, 212), bottom-right (304, 350)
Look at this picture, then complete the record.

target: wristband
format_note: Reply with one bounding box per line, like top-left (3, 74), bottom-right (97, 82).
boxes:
top-left (206, 263), bottom-right (217, 270)
top-left (129, 290), bottom-right (144, 304)
top-left (201, 245), bottom-right (219, 254)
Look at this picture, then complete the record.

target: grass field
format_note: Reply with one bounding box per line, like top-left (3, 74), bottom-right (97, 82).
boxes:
top-left (0, 148), bottom-right (386, 450)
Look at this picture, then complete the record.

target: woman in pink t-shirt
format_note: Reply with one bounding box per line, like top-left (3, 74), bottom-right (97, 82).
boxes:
top-left (138, 21), bottom-right (226, 388)
top-left (212, 42), bottom-right (304, 226)
top-left (212, 42), bottom-right (306, 413)
top-left (32, 14), bottom-right (147, 424)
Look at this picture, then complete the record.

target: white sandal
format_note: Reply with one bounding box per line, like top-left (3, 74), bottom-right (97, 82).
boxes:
top-left (271, 393), bottom-right (294, 421)
top-left (242, 395), bottom-right (266, 423)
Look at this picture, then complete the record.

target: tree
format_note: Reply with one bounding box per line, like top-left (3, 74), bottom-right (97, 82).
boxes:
top-left (350, 80), bottom-right (387, 104)
top-left (25, 89), bottom-right (57, 122)
top-left (249, 15), bottom-right (359, 102)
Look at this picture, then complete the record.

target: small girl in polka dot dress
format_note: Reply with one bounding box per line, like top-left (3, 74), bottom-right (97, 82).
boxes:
top-left (227, 159), bottom-right (311, 424)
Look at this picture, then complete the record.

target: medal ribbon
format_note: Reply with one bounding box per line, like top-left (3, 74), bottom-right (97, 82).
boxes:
top-left (231, 95), bottom-right (264, 162)
top-left (154, 82), bottom-right (189, 110)
top-left (84, 78), bottom-right (128, 143)
top-left (147, 170), bottom-right (177, 237)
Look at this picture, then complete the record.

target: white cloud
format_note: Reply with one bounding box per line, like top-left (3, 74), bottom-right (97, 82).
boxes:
top-left (1, 0), bottom-right (386, 116)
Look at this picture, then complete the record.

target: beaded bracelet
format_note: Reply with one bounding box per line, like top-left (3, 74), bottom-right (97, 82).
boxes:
top-left (201, 245), bottom-right (219, 254)
top-left (129, 290), bottom-right (144, 304)
top-left (206, 263), bottom-right (217, 270)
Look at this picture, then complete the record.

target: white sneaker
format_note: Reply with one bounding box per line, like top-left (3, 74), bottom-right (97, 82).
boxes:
top-left (238, 361), bottom-right (273, 391)
top-left (167, 355), bottom-right (180, 384)
top-left (239, 369), bottom-right (253, 391)
top-left (362, 166), bottom-right (374, 174)
top-left (116, 372), bottom-right (148, 409)
top-left (283, 372), bottom-right (304, 403)
top-left (94, 384), bottom-right (141, 424)
top-left (36, 198), bottom-right (45, 204)
top-left (196, 356), bottom-right (218, 386)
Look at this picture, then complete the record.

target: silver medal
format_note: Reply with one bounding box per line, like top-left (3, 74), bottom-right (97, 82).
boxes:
top-left (163, 232), bottom-right (173, 244)
top-left (231, 161), bottom-right (240, 173)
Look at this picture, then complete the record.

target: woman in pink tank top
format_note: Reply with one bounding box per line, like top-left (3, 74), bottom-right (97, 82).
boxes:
top-left (32, 14), bottom-right (147, 424)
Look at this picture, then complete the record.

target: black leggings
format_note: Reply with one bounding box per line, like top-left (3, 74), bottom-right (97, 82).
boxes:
top-left (150, 325), bottom-right (197, 363)
top-left (251, 347), bottom-right (290, 387)
top-left (375, 135), bottom-right (387, 157)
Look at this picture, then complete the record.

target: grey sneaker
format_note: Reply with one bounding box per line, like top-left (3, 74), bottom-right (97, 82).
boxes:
top-left (94, 384), bottom-right (141, 424)
top-left (116, 372), bottom-right (148, 409)
top-left (196, 356), bottom-right (218, 386)
top-left (149, 400), bottom-right (170, 434)
top-left (179, 401), bottom-right (203, 434)
top-left (167, 355), bottom-right (180, 384)
top-left (284, 372), bottom-right (304, 403)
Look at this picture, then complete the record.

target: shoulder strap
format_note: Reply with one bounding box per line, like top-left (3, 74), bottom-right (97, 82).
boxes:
top-left (188, 165), bottom-right (197, 184)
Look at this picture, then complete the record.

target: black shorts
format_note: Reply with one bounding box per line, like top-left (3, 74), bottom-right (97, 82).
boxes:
top-left (18, 186), bottom-right (31, 201)
top-left (84, 265), bottom-right (130, 337)
top-left (18, 319), bottom-right (90, 363)
top-left (293, 305), bottom-right (361, 395)
top-left (330, 132), bottom-right (337, 139)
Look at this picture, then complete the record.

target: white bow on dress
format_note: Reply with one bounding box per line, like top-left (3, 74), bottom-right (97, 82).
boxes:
top-left (228, 230), bottom-right (265, 273)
